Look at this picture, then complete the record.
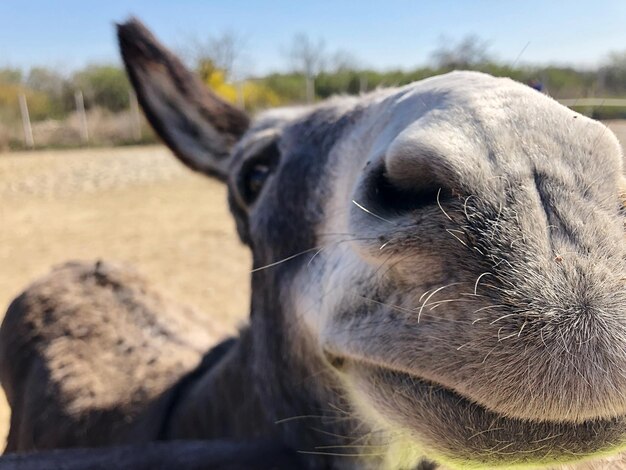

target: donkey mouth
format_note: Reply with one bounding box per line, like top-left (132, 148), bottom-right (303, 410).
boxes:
top-left (342, 360), bottom-right (626, 467)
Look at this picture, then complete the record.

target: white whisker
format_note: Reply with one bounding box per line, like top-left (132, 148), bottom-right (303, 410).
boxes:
top-left (437, 187), bottom-right (452, 221)
top-left (251, 247), bottom-right (321, 273)
top-left (474, 272), bottom-right (493, 295)
top-left (351, 200), bottom-right (395, 225)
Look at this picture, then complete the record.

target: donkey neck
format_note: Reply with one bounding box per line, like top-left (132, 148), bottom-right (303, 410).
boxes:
top-left (162, 329), bottom-right (269, 440)
top-left (161, 319), bottom-right (370, 469)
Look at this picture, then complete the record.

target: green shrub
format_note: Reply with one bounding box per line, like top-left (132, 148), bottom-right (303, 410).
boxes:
top-left (72, 65), bottom-right (131, 112)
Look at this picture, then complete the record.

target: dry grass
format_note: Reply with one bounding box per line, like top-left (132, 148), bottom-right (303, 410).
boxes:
top-left (0, 145), bottom-right (251, 446)
top-left (1, 107), bottom-right (157, 151)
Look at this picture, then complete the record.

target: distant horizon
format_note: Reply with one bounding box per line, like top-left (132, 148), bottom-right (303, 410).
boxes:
top-left (1, 1), bottom-right (625, 77)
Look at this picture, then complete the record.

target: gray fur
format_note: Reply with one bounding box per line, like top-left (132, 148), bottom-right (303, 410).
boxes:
top-left (0, 261), bottom-right (223, 451)
top-left (2, 18), bottom-right (626, 470)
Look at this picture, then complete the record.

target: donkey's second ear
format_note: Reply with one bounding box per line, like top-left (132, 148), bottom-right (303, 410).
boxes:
top-left (117, 18), bottom-right (249, 180)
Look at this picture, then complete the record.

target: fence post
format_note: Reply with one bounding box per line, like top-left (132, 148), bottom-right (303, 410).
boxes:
top-left (129, 90), bottom-right (142, 141)
top-left (18, 93), bottom-right (34, 149)
top-left (75, 90), bottom-right (89, 144)
top-left (359, 75), bottom-right (368, 94)
top-left (236, 81), bottom-right (245, 110)
top-left (305, 75), bottom-right (315, 104)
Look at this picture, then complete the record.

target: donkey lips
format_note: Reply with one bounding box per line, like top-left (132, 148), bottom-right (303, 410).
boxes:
top-left (346, 361), bottom-right (626, 466)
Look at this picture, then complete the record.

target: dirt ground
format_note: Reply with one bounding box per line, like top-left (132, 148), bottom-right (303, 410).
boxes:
top-left (1, 118), bottom-right (626, 451)
top-left (0, 144), bottom-right (251, 446)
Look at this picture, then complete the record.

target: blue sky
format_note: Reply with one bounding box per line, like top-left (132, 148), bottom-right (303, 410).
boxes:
top-left (1, 1), bottom-right (626, 76)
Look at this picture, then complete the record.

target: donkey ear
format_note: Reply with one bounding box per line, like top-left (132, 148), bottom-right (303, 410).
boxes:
top-left (117, 18), bottom-right (249, 180)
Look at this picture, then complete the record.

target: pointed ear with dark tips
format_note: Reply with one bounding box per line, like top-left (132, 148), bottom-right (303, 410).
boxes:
top-left (117, 18), bottom-right (249, 180)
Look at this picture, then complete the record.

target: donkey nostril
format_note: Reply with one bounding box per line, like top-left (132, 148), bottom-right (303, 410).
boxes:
top-left (365, 162), bottom-right (450, 215)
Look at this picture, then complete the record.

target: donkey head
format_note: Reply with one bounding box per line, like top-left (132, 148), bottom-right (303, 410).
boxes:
top-left (119, 19), bottom-right (626, 469)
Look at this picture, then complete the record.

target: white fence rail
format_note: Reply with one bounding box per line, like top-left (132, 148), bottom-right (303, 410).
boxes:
top-left (3, 90), bottom-right (147, 150)
top-left (558, 98), bottom-right (626, 107)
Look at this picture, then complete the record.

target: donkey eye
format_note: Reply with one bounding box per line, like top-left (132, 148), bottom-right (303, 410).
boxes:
top-left (244, 164), bottom-right (271, 202)
top-left (238, 141), bottom-right (280, 206)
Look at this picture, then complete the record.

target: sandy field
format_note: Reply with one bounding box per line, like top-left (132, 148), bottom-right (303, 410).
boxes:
top-left (1, 118), bottom-right (626, 451)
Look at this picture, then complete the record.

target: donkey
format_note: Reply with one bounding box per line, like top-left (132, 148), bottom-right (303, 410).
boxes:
top-left (2, 18), bottom-right (626, 469)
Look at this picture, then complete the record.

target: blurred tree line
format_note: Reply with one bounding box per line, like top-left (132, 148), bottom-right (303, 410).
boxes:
top-left (3, 35), bottom-right (626, 135)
